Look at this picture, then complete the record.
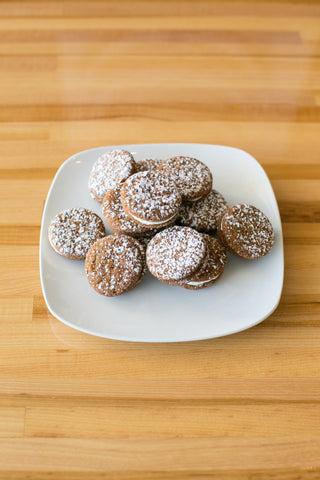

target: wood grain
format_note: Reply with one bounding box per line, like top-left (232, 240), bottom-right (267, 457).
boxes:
top-left (0, 0), bottom-right (319, 478)
top-left (23, 404), bottom-right (320, 438)
top-left (1, 437), bottom-right (320, 472)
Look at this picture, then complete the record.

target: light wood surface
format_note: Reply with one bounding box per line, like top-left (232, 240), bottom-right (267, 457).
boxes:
top-left (0, 1), bottom-right (320, 478)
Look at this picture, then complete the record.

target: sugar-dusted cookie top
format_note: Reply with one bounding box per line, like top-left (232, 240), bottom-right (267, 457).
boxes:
top-left (121, 170), bottom-right (182, 228)
top-left (85, 234), bottom-right (143, 297)
top-left (146, 226), bottom-right (207, 282)
top-left (48, 207), bottom-right (105, 260)
top-left (177, 189), bottom-right (228, 232)
top-left (157, 156), bottom-right (212, 202)
top-left (218, 204), bottom-right (275, 259)
top-left (88, 149), bottom-right (135, 202)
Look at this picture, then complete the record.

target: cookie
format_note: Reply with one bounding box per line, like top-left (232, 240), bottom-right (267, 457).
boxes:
top-left (157, 156), bottom-right (212, 202)
top-left (146, 226), bottom-right (207, 282)
top-left (217, 204), bottom-right (275, 259)
top-left (177, 189), bottom-right (228, 232)
top-left (135, 158), bottom-right (163, 173)
top-left (102, 185), bottom-right (155, 237)
top-left (177, 235), bottom-right (227, 290)
top-left (88, 149), bottom-right (136, 202)
top-left (48, 208), bottom-right (106, 260)
top-left (85, 234), bottom-right (143, 297)
top-left (121, 171), bottom-right (182, 228)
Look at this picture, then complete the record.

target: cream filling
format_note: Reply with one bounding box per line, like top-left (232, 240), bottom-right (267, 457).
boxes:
top-left (187, 273), bottom-right (220, 286)
top-left (130, 212), bottom-right (176, 226)
top-left (189, 196), bottom-right (203, 202)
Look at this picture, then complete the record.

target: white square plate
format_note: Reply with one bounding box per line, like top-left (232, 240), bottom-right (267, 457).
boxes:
top-left (40, 144), bottom-right (283, 342)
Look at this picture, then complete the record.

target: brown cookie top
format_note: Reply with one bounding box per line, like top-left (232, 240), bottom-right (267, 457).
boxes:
top-left (178, 235), bottom-right (227, 290)
top-left (157, 156), bottom-right (212, 202)
top-left (85, 234), bottom-right (143, 297)
top-left (135, 158), bottom-right (163, 173)
top-left (177, 189), bottom-right (228, 232)
top-left (88, 149), bottom-right (135, 202)
top-left (121, 171), bottom-right (182, 227)
top-left (48, 208), bottom-right (106, 260)
top-left (102, 185), bottom-right (154, 237)
top-left (218, 204), bottom-right (275, 259)
top-left (146, 226), bottom-right (207, 281)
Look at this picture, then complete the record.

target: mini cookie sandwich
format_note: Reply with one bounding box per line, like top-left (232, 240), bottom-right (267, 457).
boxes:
top-left (217, 204), bottom-right (275, 260)
top-left (157, 156), bottom-right (212, 202)
top-left (102, 185), bottom-right (156, 237)
top-left (121, 170), bottom-right (182, 228)
top-left (176, 235), bottom-right (227, 290)
top-left (48, 207), bottom-right (105, 260)
top-left (88, 149), bottom-right (136, 202)
top-left (177, 189), bottom-right (228, 232)
top-left (146, 226), bottom-right (207, 283)
top-left (85, 234), bottom-right (144, 297)
top-left (135, 158), bottom-right (163, 173)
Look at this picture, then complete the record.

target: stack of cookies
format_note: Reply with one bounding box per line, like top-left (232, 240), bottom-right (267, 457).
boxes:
top-left (48, 149), bottom-right (275, 297)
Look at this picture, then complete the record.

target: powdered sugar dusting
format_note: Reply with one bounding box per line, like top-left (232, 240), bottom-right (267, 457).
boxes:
top-left (88, 149), bottom-right (135, 201)
top-left (121, 171), bottom-right (182, 222)
top-left (158, 156), bottom-right (212, 201)
top-left (222, 204), bottom-right (274, 259)
top-left (135, 158), bottom-right (163, 173)
top-left (48, 208), bottom-right (106, 259)
top-left (177, 189), bottom-right (228, 232)
top-left (85, 235), bottom-right (142, 296)
top-left (102, 185), bottom-right (152, 235)
top-left (146, 226), bottom-right (206, 281)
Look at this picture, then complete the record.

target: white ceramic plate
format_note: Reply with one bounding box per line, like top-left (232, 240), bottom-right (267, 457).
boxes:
top-left (40, 143), bottom-right (283, 342)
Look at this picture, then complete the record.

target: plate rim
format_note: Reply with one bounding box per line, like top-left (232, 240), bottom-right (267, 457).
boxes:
top-left (39, 143), bottom-right (284, 343)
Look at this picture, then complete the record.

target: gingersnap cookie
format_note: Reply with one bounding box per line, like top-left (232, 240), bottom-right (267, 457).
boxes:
top-left (177, 235), bottom-right (227, 290)
top-left (88, 149), bottom-right (135, 202)
top-left (217, 204), bottom-right (275, 260)
top-left (85, 234), bottom-right (143, 297)
top-left (48, 207), bottom-right (106, 260)
top-left (102, 185), bottom-right (155, 237)
top-left (157, 156), bottom-right (212, 202)
top-left (121, 171), bottom-right (182, 228)
top-left (135, 158), bottom-right (163, 173)
top-left (177, 189), bottom-right (228, 232)
top-left (146, 226), bottom-right (207, 282)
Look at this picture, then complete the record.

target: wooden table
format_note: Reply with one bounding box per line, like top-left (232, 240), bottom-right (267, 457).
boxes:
top-left (1, 1), bottom-right (320, 478)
